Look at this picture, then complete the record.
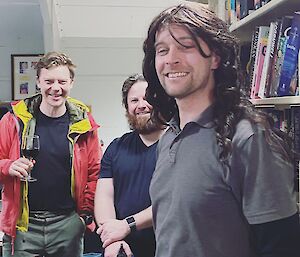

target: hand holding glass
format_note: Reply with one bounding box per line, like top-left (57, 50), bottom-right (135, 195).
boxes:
top-left (21, 135), bottom-right (40, 182)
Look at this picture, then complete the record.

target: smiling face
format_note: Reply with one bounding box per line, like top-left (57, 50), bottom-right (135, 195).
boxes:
top-left (154, 24), bottom-right (220, 103)
top-left (37, 65), bottom-right (74, 117)
top-left (126, 80), bottom-right (161, 134)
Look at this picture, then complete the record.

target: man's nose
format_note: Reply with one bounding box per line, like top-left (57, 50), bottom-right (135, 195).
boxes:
top-left (51, 81), bottom-right (60, 89)
top-left (137, 100), bottom-right (147, 109)
top-left (165, 48), bottom-right (180, 65)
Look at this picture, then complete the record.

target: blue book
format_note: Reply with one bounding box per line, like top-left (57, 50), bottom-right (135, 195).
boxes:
top-left (277, 12), bottom-right (300, 96)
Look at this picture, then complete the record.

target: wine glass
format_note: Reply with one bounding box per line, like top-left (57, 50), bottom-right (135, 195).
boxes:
top-left (21, 135), bottom-right (40, 182)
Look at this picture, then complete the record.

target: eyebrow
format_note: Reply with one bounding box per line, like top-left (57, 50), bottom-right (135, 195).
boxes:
top-left (154, 36), bottom-right (194, 48)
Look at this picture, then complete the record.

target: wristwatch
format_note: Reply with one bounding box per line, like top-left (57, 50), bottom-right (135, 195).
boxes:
top-left (125, 216), bottom-right (137, 232)
top-left (81, 214), bottom-right (93, 225)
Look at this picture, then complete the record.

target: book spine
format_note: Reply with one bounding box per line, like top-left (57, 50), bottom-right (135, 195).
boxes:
top-left (230, 0), bottom-right (237, 24)
top-left (292, 106), bottom-right (300, 192)
top-left (269, 16), bottom-right (293, 96)
top-left (248, 27), bottom-right (259, 97)
top-left (264, 19), bottom-right (281, 97)
top-left (251, 26), bottom-right (269, 99)
top-left (277, 12), bottom-right (300, 96)
top-left (258, 21), bottom-right (276, 98)
top-left (240, 0), bottom-right (254, 19)
top-left (254, 0), bottom-right (260, 10)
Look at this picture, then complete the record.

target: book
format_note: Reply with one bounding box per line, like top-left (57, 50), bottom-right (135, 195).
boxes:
top-left (247, 27), bottom-right (259, 97)
top-left (291, 106), bottom-right (300, 192)
top-left (258, 20), bottom-right (280, 98)
top-left (230, 0), bottom-right (237, 24)
top-left (250, 26), bottom-right (269, 99)
top-left (226, 0), bottom-right (231, 24)
top-left (254, 0), bottom-right (260, 10)
top-left (268, 16), bottom-right (293, 97)
top-left (236, 0), bottom-right (241, 20)
top-left (240, 0), bottom-right (254, 19)
top-left (277, 12), bottom-right (300, 96)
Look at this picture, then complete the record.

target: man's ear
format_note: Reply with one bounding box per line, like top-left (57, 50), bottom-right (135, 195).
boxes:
top-left (70, 79), bottom-right (74, 89)
top-left (36, 77), bottom-right (40, 89)
top-left (211, 52), bottom-right (221, 70)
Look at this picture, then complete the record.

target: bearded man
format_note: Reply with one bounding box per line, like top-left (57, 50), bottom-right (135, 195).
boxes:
top-left (94, 74), bottom-right (164, 257)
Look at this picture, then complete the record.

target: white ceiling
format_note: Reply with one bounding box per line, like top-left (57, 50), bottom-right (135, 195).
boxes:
top-left (0, 0), bottom-right (209, 46)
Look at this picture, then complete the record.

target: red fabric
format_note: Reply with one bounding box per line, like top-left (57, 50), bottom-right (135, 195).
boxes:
top-left (0, 110), bottom-right (102, 239)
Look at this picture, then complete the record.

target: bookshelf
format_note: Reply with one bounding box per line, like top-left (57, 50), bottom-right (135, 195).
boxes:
top-left (209, 0), bottom-right (300, 210)
top-left (250, 96), bottom-right (300, 107)
top-left (229, 0), bottom-right (300, 42)
top-left (207, 0), bottom-right (299, 107)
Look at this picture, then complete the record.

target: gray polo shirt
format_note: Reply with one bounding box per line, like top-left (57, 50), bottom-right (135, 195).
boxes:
top-left (150, 105), bottom-right (297, 257)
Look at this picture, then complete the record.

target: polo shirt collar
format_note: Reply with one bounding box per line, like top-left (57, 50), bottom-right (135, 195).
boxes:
top-left (168, 104), bottom-right (215, 132)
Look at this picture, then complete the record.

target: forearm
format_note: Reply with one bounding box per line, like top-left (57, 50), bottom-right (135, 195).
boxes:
top-left (94, 179), bottom-right (116, 225)
top-left (95, 198), bottom-right (116, 225)
top-left (129, 206), bottom-right (153, 231)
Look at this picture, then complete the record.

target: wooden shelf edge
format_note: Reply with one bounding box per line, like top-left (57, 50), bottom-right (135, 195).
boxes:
top-left (250, 96), bottom-right (300, 106)
top-left (229, 0), bottom-right (287, 32)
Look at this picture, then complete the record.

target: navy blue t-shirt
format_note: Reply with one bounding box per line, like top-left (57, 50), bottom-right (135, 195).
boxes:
top-left (100, 131), bottom-right (157, 257)
top-left (28, 110), bottom-right (75, 212)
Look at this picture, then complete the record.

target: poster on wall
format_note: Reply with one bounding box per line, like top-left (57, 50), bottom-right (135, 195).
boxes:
top-left (11, 54), bottom-right (43, 100)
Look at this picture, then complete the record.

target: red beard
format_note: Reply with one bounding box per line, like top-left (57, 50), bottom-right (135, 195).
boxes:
top-left (126, 112), bottom-right (162, 134)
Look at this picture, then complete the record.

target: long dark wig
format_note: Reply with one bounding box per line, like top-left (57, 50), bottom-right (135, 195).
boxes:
top-left (143, 2), bottom-right (293, 162)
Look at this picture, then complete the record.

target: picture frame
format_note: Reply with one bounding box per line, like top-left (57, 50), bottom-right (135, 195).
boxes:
top-left (11, 54), bottom-right (43, 100)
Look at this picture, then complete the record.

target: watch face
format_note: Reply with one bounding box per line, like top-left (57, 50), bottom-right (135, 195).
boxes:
top-left (126, 216), bottom-right (136, 231)
top-left (84, 215), bottom-right (93, 225)
top-left (126, 216), bottom-right (135, 225)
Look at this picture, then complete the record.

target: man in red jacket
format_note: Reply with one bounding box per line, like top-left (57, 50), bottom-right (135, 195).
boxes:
top-left (0, 52), bottom-right (101, 257)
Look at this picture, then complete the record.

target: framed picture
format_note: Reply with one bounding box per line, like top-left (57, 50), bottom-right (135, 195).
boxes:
top-left (11, 54), bottom-right (43, 100)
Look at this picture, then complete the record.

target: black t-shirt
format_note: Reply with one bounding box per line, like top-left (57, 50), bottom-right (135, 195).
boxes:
top-left (28, 110), bottom-right (75, 212)
top-left (100, 131), bottom-right (157, 257)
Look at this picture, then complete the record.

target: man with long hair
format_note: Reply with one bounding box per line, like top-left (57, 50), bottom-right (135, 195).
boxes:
top-left (143, 2), bottom-right (299, 257)
top-left (95, 74), bottom-right (164, 257)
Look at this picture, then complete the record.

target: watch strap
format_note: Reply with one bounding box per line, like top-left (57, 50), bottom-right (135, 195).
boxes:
top-left (126, 216), bottom-right (137, 232)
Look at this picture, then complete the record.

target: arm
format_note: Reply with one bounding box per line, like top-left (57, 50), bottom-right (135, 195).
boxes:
top-left (234, 124), bottom-right (298, 256)
top-left (129, 205), bottom-right (153, 231)
top-left (94, 178), bottom-right (116, 224)
top-left (99, 204), bottom-right (153, 247)
top-left (250, 213), bottom-right (299, 257)
top-left (103, 240), bottom-right (133, 257)
top-left (0, 112), bottom-right (32, 182)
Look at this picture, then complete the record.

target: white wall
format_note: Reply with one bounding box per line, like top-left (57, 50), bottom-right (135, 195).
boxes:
top-left (0, 2), bottom-right (44, 101)
top-left (1, 0), bottom-right (201, 148)
top-left (61, 37), bottom-right (145, 148)
top-left (54, 0), bottom-right (184, 147)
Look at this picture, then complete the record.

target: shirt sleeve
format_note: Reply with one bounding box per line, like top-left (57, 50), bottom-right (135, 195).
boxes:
top-left (233, 125), bottom-right (297, 224)
top-left (99, 138), bottom-right (118, 179)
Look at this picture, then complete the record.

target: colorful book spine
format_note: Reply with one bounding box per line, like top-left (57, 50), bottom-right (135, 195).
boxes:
top-left (250, 26), bottom-right (269, 99)
top-left (277, 12), bottom-right (300, 96)
top-left (254, 0), bottom-right (260, 10)
top-left (248, 27), bottom-right (259, 97)
top-left (230, 0), bottom-right (237, 24)
top-left (258, 21), bottom-right (280, 98)
top-left (269, 16), bottom-right (293, 97)
top-left (240, 0), bottom-right (254, 19)
top-left (264, 19), bottom-right (282, 97)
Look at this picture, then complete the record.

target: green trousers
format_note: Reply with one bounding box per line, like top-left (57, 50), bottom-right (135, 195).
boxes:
top-left (2, 211), bottom-right (85, 257)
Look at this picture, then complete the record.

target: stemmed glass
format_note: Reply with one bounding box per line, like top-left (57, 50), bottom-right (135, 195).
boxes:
top-left (21, 135), bottom-right (40, 182)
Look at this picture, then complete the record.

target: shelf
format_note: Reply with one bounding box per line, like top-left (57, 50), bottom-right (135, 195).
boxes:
top-left (229, 0), bottom-right (300, 42)
top-left (250, 96), bottom-right (300, 107)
